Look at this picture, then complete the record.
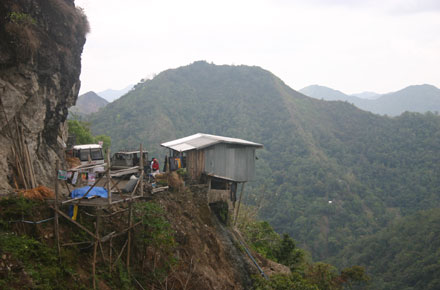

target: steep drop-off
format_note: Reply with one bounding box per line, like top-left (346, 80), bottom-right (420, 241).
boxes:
top-left (0, 0), bottom-right (88, 191)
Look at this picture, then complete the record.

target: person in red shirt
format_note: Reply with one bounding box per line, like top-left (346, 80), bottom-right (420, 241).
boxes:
top-left (151, 158), bottom-right (160, 175)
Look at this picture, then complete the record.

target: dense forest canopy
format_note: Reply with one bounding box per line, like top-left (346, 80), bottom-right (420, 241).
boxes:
top-left (89, 61), bottom-right (440, 288)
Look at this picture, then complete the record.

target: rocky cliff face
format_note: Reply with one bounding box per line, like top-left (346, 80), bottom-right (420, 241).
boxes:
top-left (0, 0), bottom-right (87, 191)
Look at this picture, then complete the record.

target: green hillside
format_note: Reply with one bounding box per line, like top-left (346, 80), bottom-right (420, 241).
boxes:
top-left (334, 208), bottom-right (440, 290)
top-left (89, 61), bottom-right (440, 285)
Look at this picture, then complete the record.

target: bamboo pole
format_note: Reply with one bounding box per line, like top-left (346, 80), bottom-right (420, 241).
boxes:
top-left (54, 160), bottom-right (61, 256)
top-left (51, 206), bottom-right (98, 240)
top-left (139, 144), bottom-right (144, 197)
top-left (109, 237), bottom-right (113, 276)
top-left (107, 149), bottom-right (111, 204)
top-left (62, 241), bottom-right (92, 247)
top-left (112, 239), bottom-right (128, 271)
top-left (126, 202), bottom-right (133, 273)
top-left (0, 97), bottom-right (28, 188)
top-left (110, 178), bottom-right (123, 194)
top-left (93, 210), bottom-right (100, 290)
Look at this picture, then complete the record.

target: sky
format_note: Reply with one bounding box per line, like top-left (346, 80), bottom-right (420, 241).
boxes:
top-left (76, 0), bottom-right (440, 95)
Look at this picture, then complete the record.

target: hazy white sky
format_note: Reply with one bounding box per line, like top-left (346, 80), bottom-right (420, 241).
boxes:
top-left (76, 0), bottom-right (440, 95)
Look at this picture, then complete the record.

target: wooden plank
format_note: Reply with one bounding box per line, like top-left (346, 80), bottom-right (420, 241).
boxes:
top-left (69, 162), bottom-right (108, 172)
top-left (110, 195), bottom-right (143, 205)
top-left (110, 167), bottom-right (139, 177)
top-left (152, 186), bottom-right (169, 193)
top-left (62, 241), bottom-right (92, 247)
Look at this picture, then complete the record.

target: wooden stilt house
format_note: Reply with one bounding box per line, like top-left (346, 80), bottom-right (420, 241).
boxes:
top-left (161, 133), bottom-right (263, 222)
top-left (161, 133), bottom-right (263, 183)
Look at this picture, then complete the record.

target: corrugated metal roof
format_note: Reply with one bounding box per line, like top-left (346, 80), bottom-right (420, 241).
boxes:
top-left (73, 144), bottom-right (102, 150)
top-left (114, 150), bottom-right (148, 154)
top-left (161, 133), bottom-right (263, 152)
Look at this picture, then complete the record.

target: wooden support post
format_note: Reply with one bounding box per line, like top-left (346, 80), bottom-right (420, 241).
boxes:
top-left (54, 159), bottom-right (61, 256)
top-left (107, 149), bottom-right (112, 204)
top-left (112, 239), bottom-right (128, 271)
top-left (126, 202), bottom-right (133, 273)
top-left (93, 209), bottom-right (101, 290)
top-left (233, 182), bottom-right (246, 226)
top-left (64, 180), bottom-right (72, 196)
top-left (139, 144), bottom-right (144, 196)
top-left (110, 178), bottom-right (123, 195)
top-left (109, 237), bottom-right (113, 276)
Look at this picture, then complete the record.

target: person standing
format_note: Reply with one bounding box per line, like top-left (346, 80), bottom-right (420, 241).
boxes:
top-left (151, 158), bottom-right (160, 176)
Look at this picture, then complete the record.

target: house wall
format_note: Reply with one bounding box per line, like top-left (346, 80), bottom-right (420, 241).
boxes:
top-left (186, 150), bottom-right (205, 180)
top-left (204, 144), bottom-right (256, 182)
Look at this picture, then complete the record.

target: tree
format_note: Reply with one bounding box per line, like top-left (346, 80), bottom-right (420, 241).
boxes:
top-left (67, 120), bottom-right (111, 151)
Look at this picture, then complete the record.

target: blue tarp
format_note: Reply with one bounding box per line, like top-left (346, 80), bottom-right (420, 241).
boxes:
top-left (71, 186), bottom-right (108, 199)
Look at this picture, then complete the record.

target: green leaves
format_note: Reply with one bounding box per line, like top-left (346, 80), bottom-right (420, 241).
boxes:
top-left (67, 119), bottom-right (111, 151)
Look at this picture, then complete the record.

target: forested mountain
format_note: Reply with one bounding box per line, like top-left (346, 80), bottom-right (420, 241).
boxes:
top-left (89, 61), bottom-right (440, 288)
top-left (69, 91), bottom-right (108, 116)
top-left (300, 84), bottom-right (440, 116)
top-left (334, 208), bottom-right (440, 290)
top-left (363, 84), bottom-right (440, 116)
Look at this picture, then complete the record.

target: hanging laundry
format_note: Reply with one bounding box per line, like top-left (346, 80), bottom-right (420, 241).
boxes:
top-left (71, 172), bottom-right (78, 185)
top-left (88, 173), bottom-right (96, 185)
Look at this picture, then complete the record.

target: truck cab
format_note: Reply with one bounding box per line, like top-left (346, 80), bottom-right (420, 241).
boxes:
top-left (111, 150), bottom-right (148, 170)
top-left (72, 144), bottom-right (105, 172)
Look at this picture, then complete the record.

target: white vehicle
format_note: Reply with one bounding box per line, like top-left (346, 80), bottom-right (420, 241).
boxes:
top-left (72, 144), bottom-right (105, 172)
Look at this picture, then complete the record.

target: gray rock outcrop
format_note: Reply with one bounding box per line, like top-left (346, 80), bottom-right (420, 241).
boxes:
top-left (0, 0), bottom-right (88, 190)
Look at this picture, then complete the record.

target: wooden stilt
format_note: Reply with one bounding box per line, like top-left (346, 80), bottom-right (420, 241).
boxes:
top-left (126, 202), bottom-right (133, 273)
top-left (140, 144), bottom-right (144, 196)
top-left (109, 237), bottom-right (113, 276)
top-left (93, 209), bottom-right (101, 290)
top-left (233, 182), bottom-right (246, 226)
top-left (113, 239), bottom-right (128, 271)
top-left (54, 160), bottom-right (61, 256)
top-left (107, 149), bottom-right (111, 204)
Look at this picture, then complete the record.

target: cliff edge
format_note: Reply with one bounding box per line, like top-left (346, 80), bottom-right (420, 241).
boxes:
top-left (0, 0), bottom-right (88, 191)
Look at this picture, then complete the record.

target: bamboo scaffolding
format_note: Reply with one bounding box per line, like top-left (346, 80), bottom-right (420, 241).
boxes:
top-left (50, 144), bottom-right (149, 288)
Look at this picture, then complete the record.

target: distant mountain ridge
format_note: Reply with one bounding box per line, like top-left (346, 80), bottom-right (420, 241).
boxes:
top-left (299, 85), bottom-right (363, 103)
top-left (98, 85), bottom-right (134, 102)
top-left (300, 84), bottom-right (440, 116)
top-left (351, 91), bottom-right (380, 100)
top-left (69, 91), bottom-right (108, 116)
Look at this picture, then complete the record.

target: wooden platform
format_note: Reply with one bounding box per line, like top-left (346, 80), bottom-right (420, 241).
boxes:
top-left (58, 194), bottom-right (144, 207)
